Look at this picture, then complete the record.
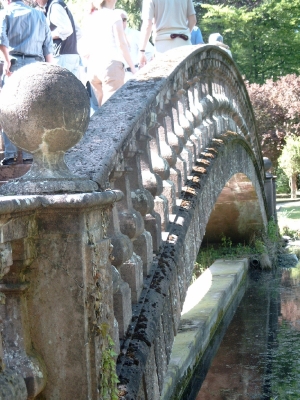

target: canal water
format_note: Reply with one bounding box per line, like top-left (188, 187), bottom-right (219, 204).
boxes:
top-left (182, 265), bottom-right (300, 399)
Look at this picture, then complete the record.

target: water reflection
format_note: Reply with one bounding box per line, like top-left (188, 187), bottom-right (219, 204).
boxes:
top-left (183, 265), bottom-right (300, 399)
top-left (269, 266), bottom-right (300, 399)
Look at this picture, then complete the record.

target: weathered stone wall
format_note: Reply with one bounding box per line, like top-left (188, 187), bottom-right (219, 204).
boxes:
top-left (0, 192), bottom-right (121, 399)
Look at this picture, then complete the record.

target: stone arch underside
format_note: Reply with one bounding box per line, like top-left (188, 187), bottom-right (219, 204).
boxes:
top-left (204, 172), bottom-right (264, 244)
top-left (197, 133), bottom-right (268, 244)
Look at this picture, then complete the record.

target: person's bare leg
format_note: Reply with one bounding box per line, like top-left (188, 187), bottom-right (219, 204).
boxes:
top-left (102, 61), bottom-right (125, 104)
top-left (90, 75), bottom-right (103, 106)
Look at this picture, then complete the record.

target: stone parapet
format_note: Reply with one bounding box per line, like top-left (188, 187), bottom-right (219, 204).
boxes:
top-left (0, 191), bottom-right (121, 399)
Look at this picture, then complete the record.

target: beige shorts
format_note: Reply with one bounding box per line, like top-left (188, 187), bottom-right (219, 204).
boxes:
top-left (89, 60), bottom-right (125, 106)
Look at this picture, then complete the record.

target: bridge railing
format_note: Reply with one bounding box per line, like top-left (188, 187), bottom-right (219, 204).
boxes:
top-left (67, 44), bottom-right (266, 339)
top-left (65, 45), bottom-right (269, 398)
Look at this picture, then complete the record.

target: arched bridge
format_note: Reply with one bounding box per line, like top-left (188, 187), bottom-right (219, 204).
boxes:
top-left (0, 45), bottom-right (276, 399)
top-left (66, 45), bottom-right (275, 398)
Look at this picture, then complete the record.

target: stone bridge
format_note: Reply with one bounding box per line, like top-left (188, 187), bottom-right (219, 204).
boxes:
top-left (0, 45), bottom-right (276, 399)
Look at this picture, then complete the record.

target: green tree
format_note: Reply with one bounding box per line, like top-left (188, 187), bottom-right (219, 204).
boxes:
top-left (246, 74), bottom-right (300, 169)
top-left (116, 0), bottom-right (142, 29)
top-left (199, 0), bottom-right (300, 83)
top-left (278, 136), bottom-right (300, 198)
top-left (196, 0), bottom-right (264, 10)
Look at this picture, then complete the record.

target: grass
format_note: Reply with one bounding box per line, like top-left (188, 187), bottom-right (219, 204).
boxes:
top-left (276, 199), bottom-right (300, 260)
top-left (193, 198), bottom-right (300, 280)
top-left (277, 203), bottom-right (300, 239)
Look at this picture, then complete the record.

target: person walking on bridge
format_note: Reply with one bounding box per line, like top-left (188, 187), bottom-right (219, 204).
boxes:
top-left (139, 0), bottom-right (196, 67)
top-left (81, 0), bottom-right (137, 106)
top-left (115, 8), bottom-right (154, 81)
top-left (0, 0), bottom-right (53, 165)
top-left (36, 0), bottom-right (82, 78)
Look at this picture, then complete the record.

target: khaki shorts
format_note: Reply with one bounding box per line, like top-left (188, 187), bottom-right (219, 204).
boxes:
top-left (89, 60), bottom-right (125, 106)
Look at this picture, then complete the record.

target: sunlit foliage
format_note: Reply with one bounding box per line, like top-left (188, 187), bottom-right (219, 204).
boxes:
top-left (246, 74), bottom-right (300, 168)
top-left (199, 0), bottom-right (300, 83)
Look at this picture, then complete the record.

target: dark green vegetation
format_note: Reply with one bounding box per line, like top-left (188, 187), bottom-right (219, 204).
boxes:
top-left (194, 236), bottom-right (257, 279)
top-left (198, 0), bottom-right (300, 84)
top-left (194, 220), bottom-right (279, 279)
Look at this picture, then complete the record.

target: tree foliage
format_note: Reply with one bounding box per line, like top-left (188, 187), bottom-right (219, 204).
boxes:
top-left (278, 136), bottom-right (300, 198)
top-left (246, 74), bottom-right (300, 167)
top-left (196, 0), bottom-right (264, 10)
top-left (115, 0), bottom-right (142, 29)
top-left (279, 136), bottom-right (300, 177)
top-left (199, 0), bottom-right (300, 83)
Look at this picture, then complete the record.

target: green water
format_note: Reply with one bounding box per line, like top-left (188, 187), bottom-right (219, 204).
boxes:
top-left (186, 265), bottom-right (300, 399)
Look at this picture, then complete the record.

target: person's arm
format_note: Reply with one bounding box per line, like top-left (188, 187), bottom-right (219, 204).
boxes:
top-left (43, 18), bottom-right (54, 62)
top-left (0, 14), bottom-right (11, 76)
top-left (139, 19), bottom-right (152, 68)
top-left (49, 3), bottom-right (73, 40)
top-left (145, 39), bottom-right (154, 62)
top-left (113, 20), bottom-right (136, 74)
top-left (74, 21), bottom-right (82, 41)
top-left (45, 54), bottom-right (54, 63)
top-left (0, 45), bottom-right (11, 76)
top-left (188, 14), bottom-right (196, 32)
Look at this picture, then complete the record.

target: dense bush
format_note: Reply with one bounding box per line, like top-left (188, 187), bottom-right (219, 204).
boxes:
top-left (246, 75), bottom-right (300, 169)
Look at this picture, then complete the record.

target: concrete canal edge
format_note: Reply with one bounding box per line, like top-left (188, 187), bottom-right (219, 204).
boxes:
top-left (161, 258), bottom-right (249, 399)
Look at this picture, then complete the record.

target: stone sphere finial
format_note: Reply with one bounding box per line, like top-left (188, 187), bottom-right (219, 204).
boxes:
top-left (0, 63), bottom-right (98, 195)
top-left (263, 157), bottom-right (272, 172)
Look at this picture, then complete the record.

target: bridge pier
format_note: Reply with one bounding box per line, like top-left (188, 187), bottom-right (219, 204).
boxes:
top-left (264, 173), bottom-right (277, 221)
top-left (0, 64), bottom-right (122, 399)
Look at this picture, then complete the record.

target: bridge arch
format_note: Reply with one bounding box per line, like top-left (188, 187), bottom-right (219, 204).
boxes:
top-left (187, 131), bottom-right (268, 244)
top-left (65, 45), bottom-right (276, 399)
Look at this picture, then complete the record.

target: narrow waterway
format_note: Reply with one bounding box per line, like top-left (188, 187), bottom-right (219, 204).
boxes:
top-left (182, 265), bottom-right (300, 399)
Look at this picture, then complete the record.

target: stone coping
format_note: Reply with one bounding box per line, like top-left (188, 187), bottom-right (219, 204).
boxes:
top-left (161, 258), bottom-right (248, 399)
top-left (0, 190), bottom-right (123, 215)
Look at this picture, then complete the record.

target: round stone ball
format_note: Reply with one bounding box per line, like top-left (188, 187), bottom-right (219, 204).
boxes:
top-left (0, 63), bottom-right (90, 154)
top-left (263, 157), bottom-right (272, 172)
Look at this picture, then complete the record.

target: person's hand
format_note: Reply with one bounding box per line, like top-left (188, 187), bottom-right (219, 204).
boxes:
top-left (3, 60), bottom-right (12, 77)
top-left (131, 66), bottom-right (137, 75)
top-left (139, 53), bottom-right (147, 69)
